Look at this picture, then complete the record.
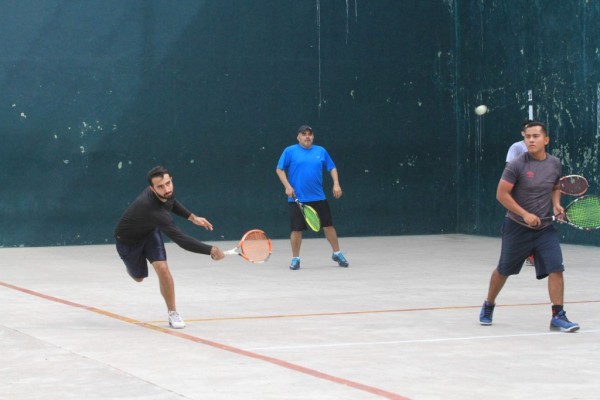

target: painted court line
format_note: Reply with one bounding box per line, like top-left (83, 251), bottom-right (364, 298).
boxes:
top-left (0, 280), bottom-right (410, 400)
top-left (150, 299), bottom-right (600, 324)
top-left (245, 329), bottom-right (600, 351)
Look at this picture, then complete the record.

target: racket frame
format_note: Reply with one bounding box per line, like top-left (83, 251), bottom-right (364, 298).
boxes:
top-left (558, 174), bottom-right (589, 196)
top-left (294, 198), bottom-right (321, 232)
top-left (541, 194), bottom-right (600, 231)
top-left (223, 229), bottom-right (272, 263)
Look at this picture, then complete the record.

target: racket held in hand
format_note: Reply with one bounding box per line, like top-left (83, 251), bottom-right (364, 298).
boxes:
top-left (294, 198), bottom-right (321, 232)
top-left (223, 229), bottom-right (272, 263)
top-left (558, 174), bottom-right (588, 196)
top-left (541, 195), bottom-right (600, 230)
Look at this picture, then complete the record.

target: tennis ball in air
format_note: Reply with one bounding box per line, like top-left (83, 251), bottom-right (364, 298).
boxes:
top-left (474, 105), bottom-right (488, 115)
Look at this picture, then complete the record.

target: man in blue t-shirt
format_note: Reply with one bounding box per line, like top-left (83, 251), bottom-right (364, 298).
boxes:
top-left (276, 125), bottom-right (349, 270)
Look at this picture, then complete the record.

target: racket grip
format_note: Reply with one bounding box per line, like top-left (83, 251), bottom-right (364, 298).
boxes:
top-left (541, 214), bottom-right (562, 222)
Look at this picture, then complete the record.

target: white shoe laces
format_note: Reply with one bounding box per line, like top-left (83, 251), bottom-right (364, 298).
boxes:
top-left (169, 311), bottom-right (183, 323)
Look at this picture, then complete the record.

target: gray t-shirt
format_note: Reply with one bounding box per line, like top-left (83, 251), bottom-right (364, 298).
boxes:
top-left (501, 152), bottom-right (562, 228)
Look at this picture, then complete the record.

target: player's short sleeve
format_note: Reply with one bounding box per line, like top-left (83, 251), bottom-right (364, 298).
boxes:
top-left (501, 162), bottom-right (519, 184)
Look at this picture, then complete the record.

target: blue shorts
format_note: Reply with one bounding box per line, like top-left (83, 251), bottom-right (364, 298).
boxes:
top-left (289, 200), bottom-right (333, 231)
top-left (497, 218), bottom-right (564, 280)
top-left (115, 229), bottom-right (167, 279)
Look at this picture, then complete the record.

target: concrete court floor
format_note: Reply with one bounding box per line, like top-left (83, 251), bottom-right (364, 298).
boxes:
top-left (1, 234), bottom-right (599, 400)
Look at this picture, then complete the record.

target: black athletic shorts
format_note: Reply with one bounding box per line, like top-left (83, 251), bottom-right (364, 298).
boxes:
top-left (288, 200), bottom-right (333, 231)
top-left (497, 218), bottom-right (564, 280)
top-left (115, 229), bottom-right (167, 279)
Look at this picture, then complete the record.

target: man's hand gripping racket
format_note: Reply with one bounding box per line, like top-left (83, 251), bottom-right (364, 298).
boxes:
top-left (529, 175), bottom-right (589, 228)
top-left (222, 229), bottom-right (272, 263)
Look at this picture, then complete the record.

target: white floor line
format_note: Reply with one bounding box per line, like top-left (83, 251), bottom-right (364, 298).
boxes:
top-left (244, 329), bottom-right (600, 351)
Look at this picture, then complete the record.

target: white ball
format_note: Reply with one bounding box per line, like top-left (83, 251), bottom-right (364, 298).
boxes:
top-left (475, 105), bottom-right (488, 115)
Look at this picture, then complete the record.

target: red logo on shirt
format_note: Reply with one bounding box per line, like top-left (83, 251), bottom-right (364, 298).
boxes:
top-left (526, 171), bottom-right (535, 178)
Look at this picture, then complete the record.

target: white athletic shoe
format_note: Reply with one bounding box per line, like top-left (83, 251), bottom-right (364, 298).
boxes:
top-left (168, 311), bottom-right (186, 329)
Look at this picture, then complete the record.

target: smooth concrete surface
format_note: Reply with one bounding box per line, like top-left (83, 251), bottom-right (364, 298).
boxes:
top-left (1, 234), bottom-right (599, 400)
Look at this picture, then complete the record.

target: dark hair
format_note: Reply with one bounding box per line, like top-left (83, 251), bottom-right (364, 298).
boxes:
top-left (147, 165), bottom-right (170, 185)
top-left (524, 120), bottom-right (547, 135)
top-left (520, 119), bottom-right (533, 131)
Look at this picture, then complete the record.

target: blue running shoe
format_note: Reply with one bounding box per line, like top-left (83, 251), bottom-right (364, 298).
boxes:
top-left (479, 301), bottom-right (495, 325)
top-left (550, 310), bottom-right (579, 332)
top-left (289, 257), bottom-right (300, 270)
top-left (332, 252), bottom-right (349, 267)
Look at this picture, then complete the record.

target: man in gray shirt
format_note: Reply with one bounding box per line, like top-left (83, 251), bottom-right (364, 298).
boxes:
top-left (479, 121), bottom-right (579, 332)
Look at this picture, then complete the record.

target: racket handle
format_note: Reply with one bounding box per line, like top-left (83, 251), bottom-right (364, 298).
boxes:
top-left (540, 214), bottom-right (561, 222)
top-left (223, 249), bottom-right (238, 255)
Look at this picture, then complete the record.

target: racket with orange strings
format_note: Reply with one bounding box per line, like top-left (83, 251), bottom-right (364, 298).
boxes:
top-left (223, 229), bottom-right (272, 263)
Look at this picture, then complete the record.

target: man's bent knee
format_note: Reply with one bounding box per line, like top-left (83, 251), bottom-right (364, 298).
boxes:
top-left (152, 260), bottom-right (170, 273)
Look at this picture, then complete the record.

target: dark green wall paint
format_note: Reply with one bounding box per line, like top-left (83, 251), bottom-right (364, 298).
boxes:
top-left (456, 1), bottom-right (600, 246)
top-left (1, 1), bottom-right (599, 247)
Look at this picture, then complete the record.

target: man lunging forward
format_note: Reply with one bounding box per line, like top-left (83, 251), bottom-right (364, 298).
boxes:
top-left (115, 166), bottom-right (224, 329)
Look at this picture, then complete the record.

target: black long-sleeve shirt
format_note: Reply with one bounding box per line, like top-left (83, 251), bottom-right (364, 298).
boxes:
top-left (114, 187), bottom-right (212, 255)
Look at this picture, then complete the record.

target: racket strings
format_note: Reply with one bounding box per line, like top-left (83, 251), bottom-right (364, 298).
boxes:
top-left (560, 176), bottom-right (588, 196)
top-left (303, 207), bottom-right (321, 231)
top-left (566, 196), bottom-right (600, 229)
top-left (240, 230), bottom-right (272, 262)
top-left (245, 230), bottom-right (268, 241)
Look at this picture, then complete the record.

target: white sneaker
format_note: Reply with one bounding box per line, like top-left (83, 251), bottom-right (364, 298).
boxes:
top-left (168, 311), bottom-right (186, 329)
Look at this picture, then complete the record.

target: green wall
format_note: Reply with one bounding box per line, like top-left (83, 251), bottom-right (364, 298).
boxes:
top-left (1, 1), bottom-right (599, 247)
top-left (456, 0), bottom-right (600, 246)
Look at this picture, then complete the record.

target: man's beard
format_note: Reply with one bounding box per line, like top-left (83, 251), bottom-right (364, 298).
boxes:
top-left (155, 191), bottom-right (174, 201)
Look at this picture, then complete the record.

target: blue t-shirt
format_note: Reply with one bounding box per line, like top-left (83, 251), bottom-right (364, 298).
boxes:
top-left (276, 144), bottom-right (336, 202)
